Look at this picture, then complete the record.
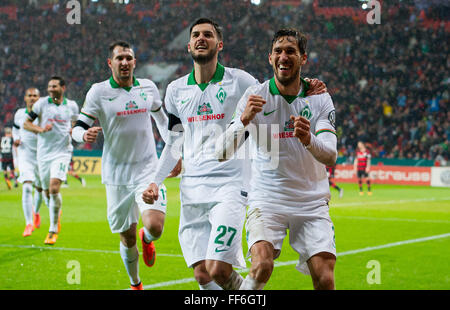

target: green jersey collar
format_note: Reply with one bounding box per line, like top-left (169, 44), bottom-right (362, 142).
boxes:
top-left (109, 76), bottom-right (140, 92)
top-left (269, 77), bottom-right (310, 104)
top-left (48, 97), bottom-right (67, 105)
top-left (187, 63), bottom-right (225, 91)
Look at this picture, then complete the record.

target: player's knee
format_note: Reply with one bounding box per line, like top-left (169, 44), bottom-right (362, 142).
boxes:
top-left (193, 263), bottom-right (211, 285)
top-left (252, 259), bottom-right (274, 280)
top-left (312, 272), bottom-right (335, 290)
top-left (206, 262), bottom-right (231, 285)
top-left (145, 222), bottom-right (163, 239)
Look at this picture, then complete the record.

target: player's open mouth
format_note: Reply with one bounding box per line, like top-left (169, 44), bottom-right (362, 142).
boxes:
top-left (195, 44), bottom-right (208, 50)
top-left (278, 64), bottom-right (291, 73)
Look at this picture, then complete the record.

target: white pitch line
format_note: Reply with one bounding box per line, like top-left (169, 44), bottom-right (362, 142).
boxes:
top-left (330, 197), bottom-right (450, 208)
top-left (138, 232), bottom-right (450, 290)
top-left (0, 244), bottom-right (183, 257)
top-left (332, 215), bottom-right (450, 224)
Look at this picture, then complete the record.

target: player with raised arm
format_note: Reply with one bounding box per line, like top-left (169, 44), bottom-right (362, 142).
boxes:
top-left (354, 141), bottom-right (372, 195)
top-left (72, 41), bottom-right (177, 290)
top-left (142, 19), bottom-right (327, 290)
top-left (13, 87), bottom-right (47, 236)
top-left (23, 77), bottom-right (79, 245)
top-left (215, 28), bottom-right (338, 290)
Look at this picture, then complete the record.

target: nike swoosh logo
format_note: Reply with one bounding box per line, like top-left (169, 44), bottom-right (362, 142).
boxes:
top-left (108, 97), bottom-right (118, 101)
top-left (181, 99), bottom-right (191, 104)
top-left (263, 109), bottom-right (277, 116)
top-left (215, 248), bottom-right (228, 253)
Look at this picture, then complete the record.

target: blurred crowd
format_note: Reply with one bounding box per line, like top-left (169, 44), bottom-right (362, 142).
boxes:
top-left (0, 0), bottom-right (448, 164)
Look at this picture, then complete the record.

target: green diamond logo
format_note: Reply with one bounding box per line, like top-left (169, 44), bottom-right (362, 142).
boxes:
top-left (216, 87), bottom-right (227, 104)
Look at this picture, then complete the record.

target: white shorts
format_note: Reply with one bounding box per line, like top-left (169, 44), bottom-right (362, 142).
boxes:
top-left (17, 153), bottom-right (41, 187)
top-left (246, 203), bottom-right (336, 275)
top-left (106, 183), bottom-right (167, 234)
top-left (178, 192), bottom-right (247, 269)
top-left (38, 156), bottom-right (71, 190)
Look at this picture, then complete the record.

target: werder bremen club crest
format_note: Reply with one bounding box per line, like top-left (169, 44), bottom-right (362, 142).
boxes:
top-left (216, 87), bottom-right (227, 104)
top-left (197, 102), bottom-right (213, 115)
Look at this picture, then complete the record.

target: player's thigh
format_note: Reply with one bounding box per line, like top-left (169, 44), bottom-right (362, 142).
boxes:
top-left (206, 199), bottom-right (247, 268)
top-left (178, 202), bottom-right (213, 268)
top-left (49, 157), bottom-right (71, 183)
top-left (38, 160), bottom-right (51, 190)
top-left (288, 206), bottom-right (336, 275)
top-left (105, 184), bottom-right (139, 234)
top-left (245, 204), bottom-right (288, 260)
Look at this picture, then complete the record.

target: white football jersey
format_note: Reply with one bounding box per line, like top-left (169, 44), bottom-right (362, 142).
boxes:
top-left (234, 78), bottom-right (337, 210)
top-left (14, 108), bottom-right (38, 156)
top-left (165, 63), bottom-right (258, 203)
top-left (30, 96), bottom-right (79, 162)
top-left (78, 77), bottom-right (163, 185)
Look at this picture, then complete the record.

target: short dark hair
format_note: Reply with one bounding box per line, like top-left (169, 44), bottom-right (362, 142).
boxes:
top-left (271, 28), bottom-right (307, 55)
top-left (189, 18), bottom-right (223, 41)
top-left (109, 41), bottom-right (132, 58)
top-left (49, 76), bottom-right (65, 87)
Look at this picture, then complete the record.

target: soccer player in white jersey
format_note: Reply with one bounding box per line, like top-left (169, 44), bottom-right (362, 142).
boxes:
top-left (142, 19), bottom-right (326, 290)
top-left (13, 87), bottom-right (47, 237)
top-left (215, 28), bottom-right (338, 290)
top-left (24, 77), bottom-right (79, 245)
top-left (71, 41), bottom-right (176, 290)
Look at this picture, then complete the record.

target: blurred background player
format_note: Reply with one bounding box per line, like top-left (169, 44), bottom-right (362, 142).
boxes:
top-left (61, 158), bottom-right (86, 188)
top-left (24, 76), bottom-right (79, 245)
top-left (354, 141), bottom-right (372, 196)
top-left (13, 87), bottom-right (47, 237)
top-left (327, 165), bottom-right (343, 198)
top-left (1, 127), bottom-right (18, 190)
top-left (72, 41), bottom-right (177, 290)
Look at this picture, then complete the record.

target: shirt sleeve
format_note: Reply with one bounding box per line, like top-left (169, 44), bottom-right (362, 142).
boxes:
top-left (78, 85), bottom-right (100, 127)
top-left (163, 83), bottom-right (179, 118)
top-left (147, 80), bottom-right (163, 112)
top-left (314, 93), bottom-right (337, 137)
top-left (28, 99), bottom-right (43, 121)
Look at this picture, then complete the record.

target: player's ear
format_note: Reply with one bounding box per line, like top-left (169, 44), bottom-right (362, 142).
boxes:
top-left (187, 43), bottom-right (192, 53)
top-left (300, 52), bottom-right (307, 66)
top-left (217, 40), bottom-right (223, 52)
top-left (107, 57), bottom-right (112, 69)
top-left (268, 53), bottom-right (273, 66)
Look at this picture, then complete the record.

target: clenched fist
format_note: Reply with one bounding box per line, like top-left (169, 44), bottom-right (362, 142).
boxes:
top-left (83, 126), bottom-right (102, 143)
top-left (142, 183), bottom-right (159, 204)
top-left (240, 95), bottom-right (266, 126)
top-left (291, 115), bottom-right (311, 146)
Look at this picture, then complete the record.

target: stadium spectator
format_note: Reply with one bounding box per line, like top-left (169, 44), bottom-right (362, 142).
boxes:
top-left (0, 0), bottom-right (448, 163)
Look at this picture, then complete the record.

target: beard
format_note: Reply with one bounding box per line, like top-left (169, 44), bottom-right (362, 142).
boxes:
top-left (274, 65), bottom-right (300, 87)
top-left (190, 45), bottom-right (218, 65)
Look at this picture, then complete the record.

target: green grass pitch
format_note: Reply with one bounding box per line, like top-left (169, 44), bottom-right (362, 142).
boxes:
top-left (0, 175), bottom-right (449, 290)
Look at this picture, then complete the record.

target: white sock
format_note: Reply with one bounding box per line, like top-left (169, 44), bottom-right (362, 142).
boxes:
top-left (199, 280), bottom-right (223, 290)
top-left (34, 190), bottom-right (43, 214)
top-left (143, 227), bottom-right (159, 244)
top-left (239, 275), bottom-right (266, 290)
top-left (119, 242), bottom-right (140, 285)
top-left (48, 193), bottom-right (62, 233)
top-left (222, 270), bottom-right (244, 290)
top-left (22, 183), bottom-right (33, 225)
